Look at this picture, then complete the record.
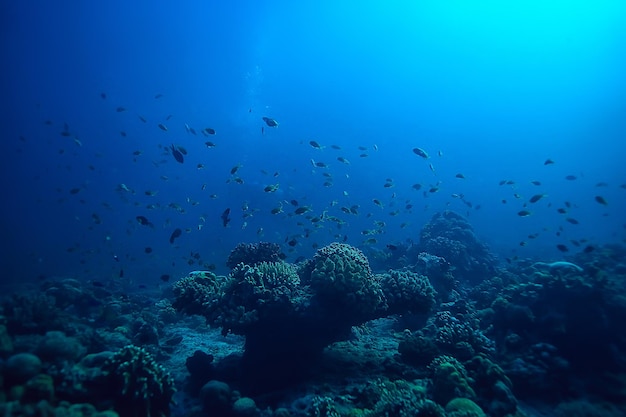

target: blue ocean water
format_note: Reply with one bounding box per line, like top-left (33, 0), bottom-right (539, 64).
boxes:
top-left (1, 3), bottom-right (626, 416)
top-left (2, 0), bottom-right (624, 286)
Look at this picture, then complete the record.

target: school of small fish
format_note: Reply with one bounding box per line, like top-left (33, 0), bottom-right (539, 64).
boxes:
top-left (18, 90), bottom-right (623, 284)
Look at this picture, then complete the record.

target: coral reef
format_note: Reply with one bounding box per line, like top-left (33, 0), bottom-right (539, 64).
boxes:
top-left (101, 345), bottom-right (176, 417)
top-left (226, 242), bottom-right (285, 269)
top-left (307, 242), bottom-right (385, 320)
top-left (172, 243), bottom-right (437, 391)
top-left (417, 211), bottom-right (498, 284)
top-left (377, 269), bottom-right (436, 315)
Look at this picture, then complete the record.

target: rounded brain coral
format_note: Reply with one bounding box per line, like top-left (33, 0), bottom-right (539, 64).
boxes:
top-left (308, 242), bottom-right (385, 319)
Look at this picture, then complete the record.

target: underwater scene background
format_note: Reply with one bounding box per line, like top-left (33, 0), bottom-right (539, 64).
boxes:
top-left (1, 1), bottom-right (626, 416)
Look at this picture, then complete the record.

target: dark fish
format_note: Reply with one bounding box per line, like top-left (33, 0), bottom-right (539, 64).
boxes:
top-left (155, 93), bottom-right (164, 99)
top-left (205, 141), bottom-right (216, 148)
top-left (531, 180), bottom-right (541, 186)
top-left (205, 128), bottom-right (216, 135)
top-left (100, 93), bottom-right (106, 99)
top-left (594, 195), bottom-right (608, 206)
top-left (583, 245), bottom-right (595, 253)
top-left (144, 247), bottom-right (153, 253)
top-left (557, 208), bottom-right (567, 214)
top-left (386, 244), bottom-right (398, 251)
top-left (294, 206), bottom-right (312, 215)
top-left (455, 173), bottom-right (465, 179)
top-left (262, 117), bottom-right (279, 127)
top-left (221, 208), bottom-right (231, 227)
top-left (529, 194), bottom-right (546, 203)
top-left (565, 218), bottom-right (579, 225)
top-left (517, 210), bottom-right (532, 217)
top-left (169, 228), bottom-right (182, 244)
top-left (119, 269), bottom-right (124, 277)
top-left (287, 238), bottom-right (297, 247)
top-left (116, 106), bottom-right (126, 112)
top-left (412, 147), bottom-right (429, 158)
top-left (170, 144), bottom-right (184, 163)
top-left (69, 188), bottom-right (81, 194)
top-left (158, 123), bottom-right (168, 131)
top-left (290, 199), bottom-right (299, 206)
top-left (556, 244), bottom-right (569, 252)
top-left (136, 216), bottom-right (154, 227)
top-left (544, 159), bottom-right (555, 165)
top-left (565, 175), bottom-right (577, 181)
top-left (160, 274), bottom-right (170, 282)
top-left (309, 140), bottom-right (323, 149)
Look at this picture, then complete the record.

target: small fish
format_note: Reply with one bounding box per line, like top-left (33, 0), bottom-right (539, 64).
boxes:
top-left (529, 194), bottom-right (547, 203)
top-left (120, 131), bottom-right (127, 137)
top-left (556, 244), bottom-right (569, 252)
top-left (294, 206), bottom-right (312, 215)
top-left (170, 144), bottom-right (184, 163)
top-left (386, 244), bottom-right (398, 251)
top-left (158, 123), bottom-right (168, 131)
top-left (517, 210), bottom-right (532, 217)
top-left (544, 159), bottom-right (555, 165)
top-left (205, 141), bottom-right (216, 148)
top-left (160, 274), bottom-right (170, 282)
top-left (309, 140), bottom-right (324, 149)
top-left (557, 208), bottom-right (567, 214)
top-left (155, 93), bottom-right (164, 99)
top-left (116, 106), bottom-right (126, 112)
top-left (144, 247), bottom-right (153, 253)
top-left (230, 164), bottom-right (242, 175)
top-left (565, 175), bottom-right (577, 181)
top-left (337, 157), bottom-right (350, 164)
top-left (412, 147), bottom-right (429, 158)
top-left (136, 216), bottom-right (154, 227)
top-left (169, 228), bottom-right (182, 244)
top-left (287, 238), bottom-right (297, 247)
top-left (264, 184), bottom-right (280, 192)
top-left (262, 117), bottom-right (279, 127)
top-left (138, 115), bottom-right (147, 123)
top-left (583, 245), bottom-right (595, 253)
top-left (373, 199), bottom-right (384, 208)
top-left (205, 128), bottom-right (216, 135)
top-left (594, 195), bottom-right (608, 205)
top-left (69, 187), bottom-right (81, 195)
top-left (565, 218), bottom-right (579, 225)
top-left (411, 184), bottom-right (422, 190)
top-left (331, 145), bottom-right (341, 150)
top-left (531, 180), bottom-right (542, 186)
top-left (455, 173), bottom-right (465, 179)
top-left (221, 208), bottom-right (231, 227)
